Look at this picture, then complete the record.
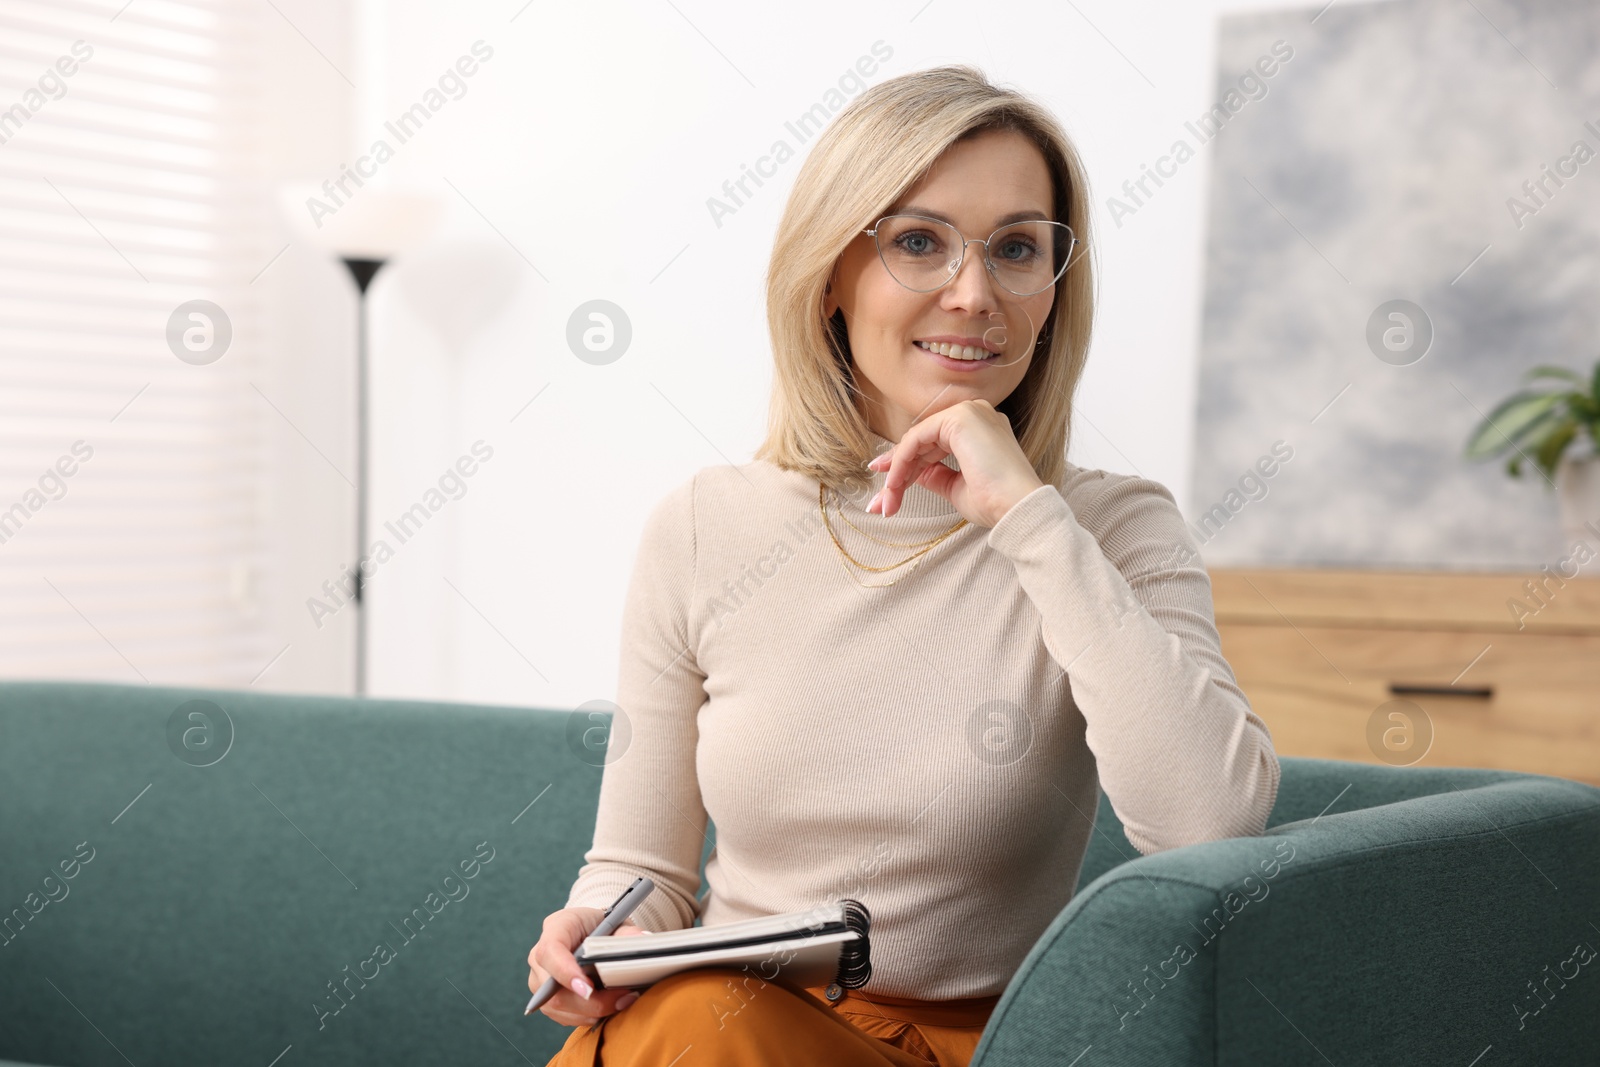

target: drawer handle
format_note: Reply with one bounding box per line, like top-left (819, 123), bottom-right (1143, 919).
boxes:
top-left (1388, 683), bottom-right (1493, 699)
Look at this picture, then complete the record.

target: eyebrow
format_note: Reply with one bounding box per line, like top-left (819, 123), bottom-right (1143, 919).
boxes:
top-left (894, 204), bottom-right (1053, 227)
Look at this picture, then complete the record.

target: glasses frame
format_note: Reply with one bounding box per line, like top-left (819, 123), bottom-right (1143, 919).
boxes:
top-left (862, 213), bottom-right (1080, 297)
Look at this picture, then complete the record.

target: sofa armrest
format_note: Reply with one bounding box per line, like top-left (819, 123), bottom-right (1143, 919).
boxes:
top-left (974, 774), bottom-right (1600, 1067)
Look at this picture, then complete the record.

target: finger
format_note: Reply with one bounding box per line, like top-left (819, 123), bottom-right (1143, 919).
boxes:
top-left (870, 442), bottom-right (921, 515)
top-left (543, 985), bottom-right (609, 1017)
top-left (527, 960), bottom-right (573, 1002)
top-left (879, 428), bottom-right (953, 516)
top-left (533, 935), bottom-right (596, 1001)
top-left (878, 454), bottom-right (926, 515)
top-left (543, 983), bottom-right (638, 1026)
top-left (542, 997), bottom-right (606, 1028)
top-left (915, 461), bottom-right (960, 502)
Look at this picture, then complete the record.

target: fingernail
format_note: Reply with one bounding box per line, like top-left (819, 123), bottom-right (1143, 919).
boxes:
top-left (867, 490), bottom-right (882, 513)
top-left (616, 992), bottom-right (640, 1010)
top-left (572, 977), bottom-right (593, 999)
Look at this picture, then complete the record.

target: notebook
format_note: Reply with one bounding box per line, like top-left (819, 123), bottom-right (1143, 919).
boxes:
top-left (573, 898), bottom-right (872, 992)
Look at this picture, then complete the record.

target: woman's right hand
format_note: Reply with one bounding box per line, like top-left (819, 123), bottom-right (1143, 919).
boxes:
top-left (528, 906), bottom-right (653, 1028)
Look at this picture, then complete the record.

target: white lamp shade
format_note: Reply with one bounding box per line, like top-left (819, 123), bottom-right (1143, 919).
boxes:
top-left (278, 183), bottom-right (443, 260)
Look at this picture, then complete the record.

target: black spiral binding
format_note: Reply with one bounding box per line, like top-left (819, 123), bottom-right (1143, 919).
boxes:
top-left (834, 898), bottom-right (873, 989)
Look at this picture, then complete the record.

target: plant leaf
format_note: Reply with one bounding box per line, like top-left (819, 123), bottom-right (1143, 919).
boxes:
top-left (1535, 419), bottom-right (1577, 481)
top-left (1464, 391), bottom-right (1564, 459)
top-left (1523, 363), bottom-right (1586, 387)
top-left (1518, 407), bottom-right (1574, 448)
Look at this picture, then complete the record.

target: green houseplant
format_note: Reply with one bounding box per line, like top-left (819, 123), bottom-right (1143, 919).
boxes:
top-left (1465, 360), bottom-right (1600, 548)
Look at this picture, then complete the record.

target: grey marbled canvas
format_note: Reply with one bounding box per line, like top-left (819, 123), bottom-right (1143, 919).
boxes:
top-left (1189, 0), bottom-right (1600, 570)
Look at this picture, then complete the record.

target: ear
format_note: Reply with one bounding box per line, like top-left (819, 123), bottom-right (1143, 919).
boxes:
top-left (821, 277), bottom-right (837, 319)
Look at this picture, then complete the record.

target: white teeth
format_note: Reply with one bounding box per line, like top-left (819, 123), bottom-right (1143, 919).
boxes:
top-left (915, 340), bottom-right (992, 361)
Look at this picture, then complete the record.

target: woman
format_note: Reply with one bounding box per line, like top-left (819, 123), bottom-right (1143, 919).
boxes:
top-left (528, 64), bottom-right (1280, 1066)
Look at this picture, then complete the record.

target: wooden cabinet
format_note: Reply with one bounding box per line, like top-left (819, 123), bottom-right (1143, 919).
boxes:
top-left (1209, 569), bottom-right (1600, 786)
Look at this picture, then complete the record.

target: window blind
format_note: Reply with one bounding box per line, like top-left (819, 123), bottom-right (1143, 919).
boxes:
top-left (0, 0), bottom-right (274, 683)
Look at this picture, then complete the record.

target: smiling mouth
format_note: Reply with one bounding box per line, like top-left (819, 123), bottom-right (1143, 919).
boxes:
top-left (913, 340), bottom-right (999, 361)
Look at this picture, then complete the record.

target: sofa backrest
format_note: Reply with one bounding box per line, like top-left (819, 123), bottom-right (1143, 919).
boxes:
top-left (0, 681), bottom-right (602, 1067)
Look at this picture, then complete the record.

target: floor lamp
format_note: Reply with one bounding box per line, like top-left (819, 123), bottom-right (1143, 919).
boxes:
top-left (279, 186), bottom-right (441, 696)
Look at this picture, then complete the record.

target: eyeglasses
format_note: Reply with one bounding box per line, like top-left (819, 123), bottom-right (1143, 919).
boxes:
top-left (863, 214), bottom-right (1079, 297)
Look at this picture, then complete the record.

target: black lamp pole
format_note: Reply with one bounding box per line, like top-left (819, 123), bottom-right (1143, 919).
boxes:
top-left (341, 256), bottom-right (386, 697)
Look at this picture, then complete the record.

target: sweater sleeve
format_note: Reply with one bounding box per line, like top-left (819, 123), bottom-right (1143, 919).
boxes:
top-left (985, 474), bottom-right (1280, 855)
top-left (561, 474), bottom-right (709, 932)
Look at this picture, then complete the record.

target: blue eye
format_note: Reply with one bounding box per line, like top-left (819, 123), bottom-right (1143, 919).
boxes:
top-left (894, 231), bottom-right (940, 256)
top-left (995, 236), bottom-right (1042, 263)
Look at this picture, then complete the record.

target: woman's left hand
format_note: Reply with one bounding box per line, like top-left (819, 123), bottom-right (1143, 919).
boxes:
top-left (866, 400), bottom-right (1047, 528)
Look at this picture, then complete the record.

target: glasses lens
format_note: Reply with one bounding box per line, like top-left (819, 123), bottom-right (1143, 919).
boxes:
top-left (986, 221), bottom-right (1075, 296)
top-left (873, 215), bottom-right (964, 292)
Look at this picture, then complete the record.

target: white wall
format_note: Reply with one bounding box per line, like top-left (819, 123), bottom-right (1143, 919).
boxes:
top-left (262, 0), bottom-right (1344, 706)
top-left (252, 0), bottom-right (360, 695)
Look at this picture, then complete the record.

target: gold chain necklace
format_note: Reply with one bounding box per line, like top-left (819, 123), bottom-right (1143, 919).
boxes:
top-left (818, 481), bottom-right (968, 588)
top-left (828, 486), bottom-right (954, 549)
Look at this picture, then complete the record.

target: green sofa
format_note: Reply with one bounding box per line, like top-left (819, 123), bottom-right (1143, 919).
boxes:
top-left (2, 681), bottom-right (1596, 1065)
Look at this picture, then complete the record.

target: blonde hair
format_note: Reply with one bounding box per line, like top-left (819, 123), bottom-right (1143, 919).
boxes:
top-left (755, 64), bottom-right (1096, 499)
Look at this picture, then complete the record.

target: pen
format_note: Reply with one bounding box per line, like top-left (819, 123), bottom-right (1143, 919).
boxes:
top-left (525, 876), bottom-right (655, 1016)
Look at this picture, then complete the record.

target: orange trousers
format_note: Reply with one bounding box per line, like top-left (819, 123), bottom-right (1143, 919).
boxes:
top-left (542, 966), bottom-right (1000, 1066)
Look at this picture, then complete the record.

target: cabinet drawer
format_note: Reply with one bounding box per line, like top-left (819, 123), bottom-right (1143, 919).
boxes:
top-left (1216, 623), bottom-right (1600, 785)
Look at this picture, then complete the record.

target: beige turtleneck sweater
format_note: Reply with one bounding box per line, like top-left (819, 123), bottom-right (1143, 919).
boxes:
top-left (563, 433), bottom-right (1280, 999)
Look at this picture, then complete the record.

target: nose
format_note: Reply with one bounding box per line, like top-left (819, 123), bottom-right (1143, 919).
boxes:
top-left (939, 238), bottom-right (1002, 316)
